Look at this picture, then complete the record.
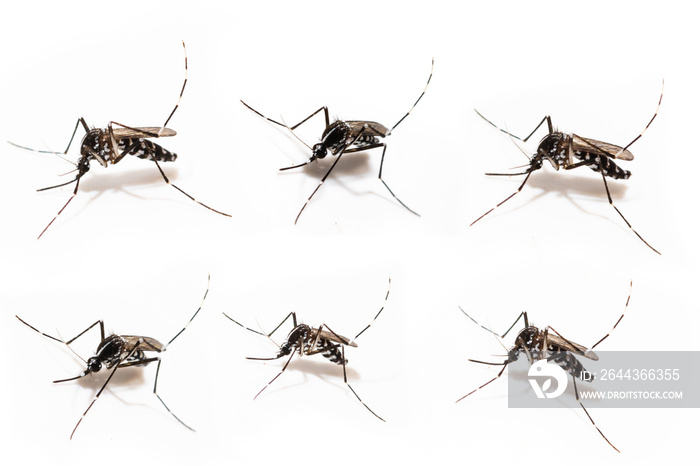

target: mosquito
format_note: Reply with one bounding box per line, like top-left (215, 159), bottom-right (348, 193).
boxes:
top-left (456, 281), bottom-right (633, 452)
top-left (223, 278), bottom-right (391, 421)
top-left (241, 60), bottom-right (433, 224)
top-left (471, 83), bottom-right (663, 254)
top-left (8, 41), bottom-right (231, 239)
top-left (15, 275), bottom-right (210, 439)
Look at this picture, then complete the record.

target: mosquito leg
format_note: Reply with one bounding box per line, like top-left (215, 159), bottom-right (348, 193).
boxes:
top-left (458, 308), bottom-right (527, 339)
top-left (241, 102), bottom-right (330, 130)
top-left (572, 375), bottom-right (619, 452)
top-left (590, 281), bottom-right (633, 350)
top-left (619, 80), bottom-right (663, 153)
top-left (470, 169), bottom-right (534, 227)
top-left (165, 274), bottom-right (210, 348)
top-left (352, 277), bottom-right (391, 343)
top-left (598, 161), bottom-right (659, 254)
top-left (343, 130), bottom-right (419, 215)
top-left (253, 349), bottom-right (297, 400)
top-left (475, 112), bottom-right (552, 143)
top-left (69, 341), bottom-right (143, 440)
top-left (162, 40), bottom-right (188, 130)
top-left (152, 358), bottom-right (194, 431)
top-left (340, 344), bottom-right (385, 422)
top-left (377, 143), bottom-right (419, 216)
top-left (223, 313), bottom-right (266, 337)
top-left (111, 135), bottom-right (144, 165)
top-left (388, 58), bottom-right (434, 134)
top-left (37, 173), bottom-right (84, 239)
top-left (16, 316), bottom-right (105, 345)
top-left (7, 117), bottom-right (88, 159)
top-left (152, 158), bottom-right (231, 217)
top-left (64, 118), bottom-right (90, 154)
top-left (456, 360), bottom-right (509, 402)
top-left (293, 151), bottom-right (345, 224)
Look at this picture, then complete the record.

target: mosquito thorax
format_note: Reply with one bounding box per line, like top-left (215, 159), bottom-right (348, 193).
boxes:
top-left (80, 130), bottom-right (101, 154)
top-left (287, 324), bottom-right (311, 344)
top-left (516, 327), bottom-right (540, 348)
top-left (537, 132), bottom-right (568, 169)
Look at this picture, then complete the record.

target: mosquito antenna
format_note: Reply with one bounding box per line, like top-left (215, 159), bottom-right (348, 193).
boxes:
top-left (389, 58), bottom-right (434, 135)
top-left (161, 40), bottom-right (188, 132)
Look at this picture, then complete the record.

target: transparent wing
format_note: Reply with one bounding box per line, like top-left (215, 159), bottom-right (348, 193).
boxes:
top-left (547, 333), bottom-right (597, 359)
top-left (572, 134), bottom-right (634, 161)
top-left (346, 120), bottom-right (388, 138)
top-left (122, 335), bottom-right (164, 352)
top-left (316, 329), bottom-right (357, 347)
top-left (111, 127), bottom-right (177, 139)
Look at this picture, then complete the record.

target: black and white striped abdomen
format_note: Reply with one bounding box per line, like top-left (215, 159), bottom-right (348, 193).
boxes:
top-left (549, 351), bottom-right (590, 381)
top-left (353, 134), bottom-right (380, 148)
top-left (118, 138), bottom-right (177, 163)
top-left (576, 151), bottom-right (631, 180)
top-left (317, 339), bottom-right (346, 365)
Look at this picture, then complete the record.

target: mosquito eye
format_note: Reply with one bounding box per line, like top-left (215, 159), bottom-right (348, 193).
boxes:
top-left (87, 359), bottom-right (101, 372)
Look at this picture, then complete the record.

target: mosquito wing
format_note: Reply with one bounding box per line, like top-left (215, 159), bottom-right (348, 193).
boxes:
top-left (345, 121), bottom-right (389, 138)
top-left (121, 335), bottom-right (165, 353)
top-left (547, 333), bottom-right (598, 360)
top-left (111, 127), bottom-right (177, 139)
top-left (572, 134), bottom-right (634, 161)
top-left (316, 329), bottom-right (357, 347)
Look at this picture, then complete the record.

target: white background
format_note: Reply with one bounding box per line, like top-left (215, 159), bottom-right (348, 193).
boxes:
top-left (0, 1), bottom-right (698, 464)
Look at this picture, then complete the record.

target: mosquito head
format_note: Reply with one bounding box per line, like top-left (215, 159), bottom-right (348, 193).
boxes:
top-left (77, 155), bottom-right (91, 175)
top-left (86, 356), bottom-right (102, 373)
top-left (312, 143), bottom-right (328, 160)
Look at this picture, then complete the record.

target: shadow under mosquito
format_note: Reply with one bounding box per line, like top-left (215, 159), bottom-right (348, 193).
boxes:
top-left (251, 357), bottom-right (361, 399)
top-left (488, 363), bottom-right (603, 407)
top-left (80, 165), bottom-right (181, 193)
top-left (482, 170), bottom-right (629, 221)
top-left (35, 166), bottom-right (184, 233)
top-left (61, 367), bottom-right (183, 425)
top-left (72, 366), bottom-right (147, 389)
top-left (278, 152), bottom-right (371, 177)
top-left (278, 152), bottom-right (420, 214)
